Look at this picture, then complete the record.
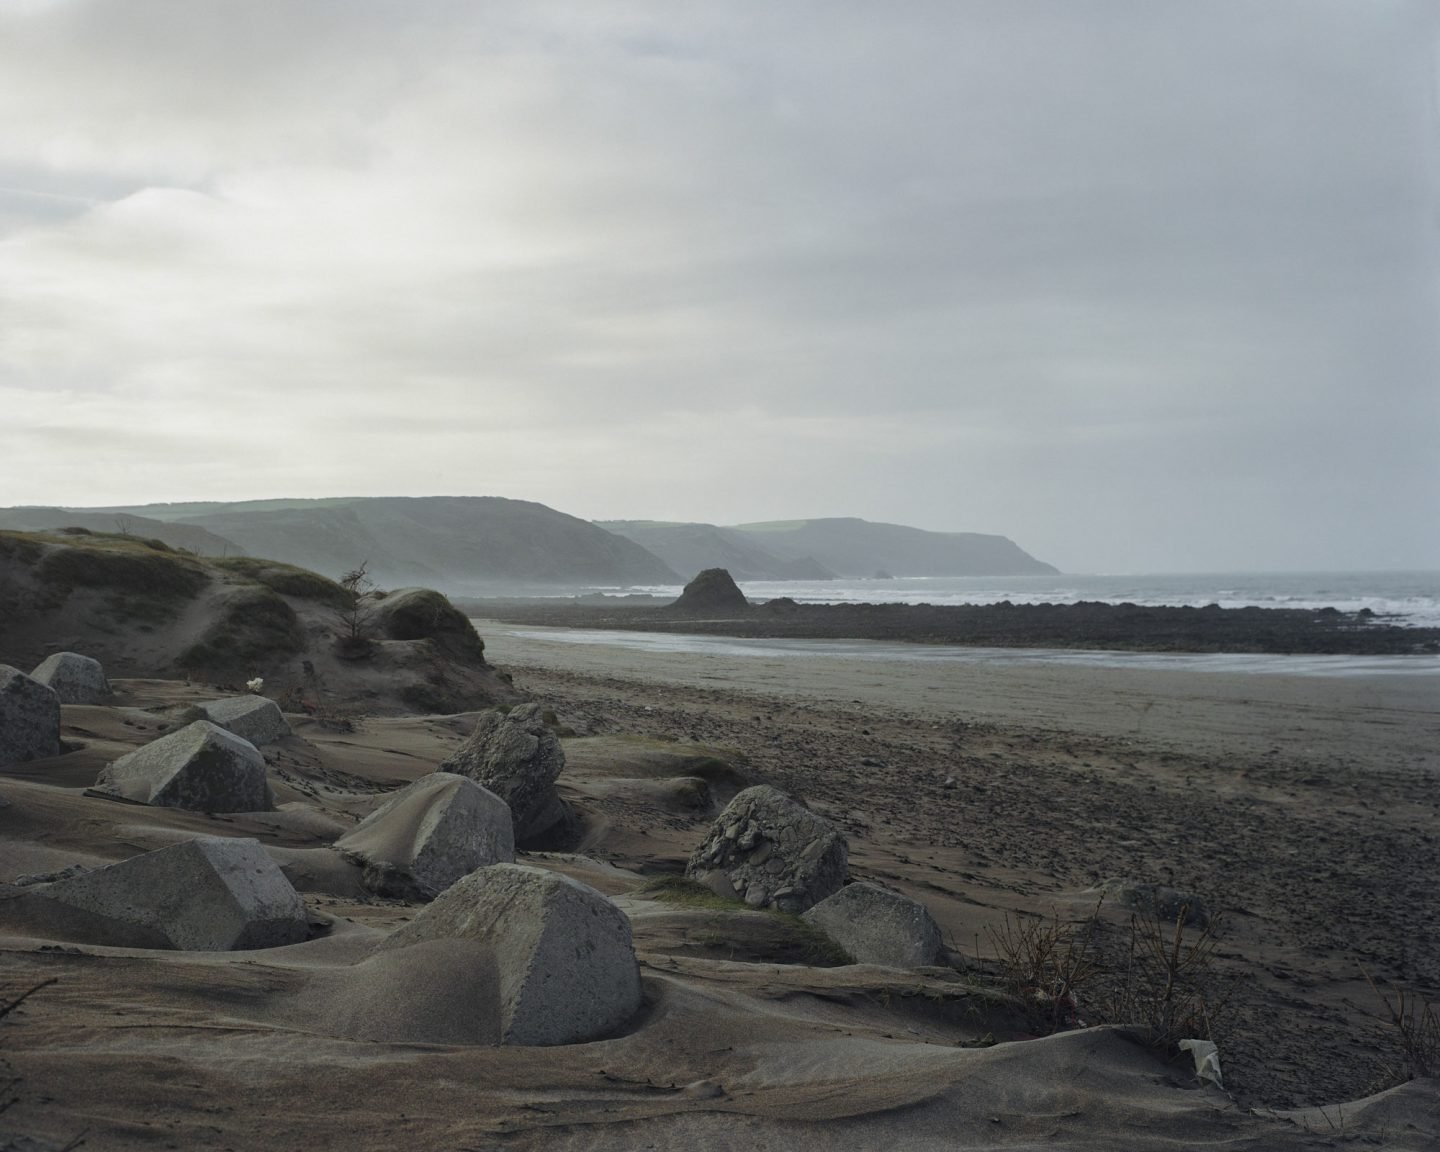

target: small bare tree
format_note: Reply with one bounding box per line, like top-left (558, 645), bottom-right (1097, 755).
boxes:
top-left (333, 561), bottom-right (378, 658)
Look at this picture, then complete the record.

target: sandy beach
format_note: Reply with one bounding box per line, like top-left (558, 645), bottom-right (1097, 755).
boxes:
top-left (1, 621), bottom-right (1437, 1148)
top-left (479, 621), bottom-right (1440, 1108)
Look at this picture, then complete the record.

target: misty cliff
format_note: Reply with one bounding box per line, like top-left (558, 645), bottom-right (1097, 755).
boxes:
top-left (727, 518), bottom-right (1057, 577)
top-left (597, 521), bottom-right (835, 581)
top-left (55, 497), bottom-right (680, 592)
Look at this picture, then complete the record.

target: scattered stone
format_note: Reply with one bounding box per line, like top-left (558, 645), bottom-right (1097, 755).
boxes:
top-left (438, 704), bottom-right (572, 845)
top-left (0, 665), bottom-right (62, 767)
top-left (29, 651), bottom-right (111, 704)
top-left (93, 720), bottom-right (274, 813)
top-left (802, 881), bottom-right (944, 968)
top-left (379, 863), bottom-right (642, 1046)
top-left (199, 695), bottom-right (292, 746)
top-left (334, 772), bottom-right (515, 900)
top-left (1099, 879), bottom-right (1212, 929)
top-left (669, 568), bottom-right (749, 615)
top-left (22, 837), bottom-right (309, 950)
top-left (686, 785), bottom-right (848, 914)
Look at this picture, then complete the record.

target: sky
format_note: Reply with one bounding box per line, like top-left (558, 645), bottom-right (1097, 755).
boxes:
top-left (0, 0), bottom-right (1436, 573)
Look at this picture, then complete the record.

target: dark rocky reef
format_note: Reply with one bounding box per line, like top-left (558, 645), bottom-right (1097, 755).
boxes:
top-left (474, 596), bottom-right (1440, 656)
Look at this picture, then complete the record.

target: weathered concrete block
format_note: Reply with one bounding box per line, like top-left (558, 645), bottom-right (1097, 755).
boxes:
top-left (802, 881), bottom-right (945, 968)
top-left (199, 695), bottom-right (291, 746)
top-left (380, 863), bottom-right (642, 1045)
top-left (29, 651), bottom-right (111, 704)
top-left (335, 772), bottom-right (515, 899)
top-left (0, 665), bottom-right (62, 767)
top-left (94, 720), bottom-right (274, 813)
top-left (686, 784), bottom-right (847, 914)
top-left (439, 704), bottom-right (571, 844)
top-left (26, 836), bottom-right (309, 950)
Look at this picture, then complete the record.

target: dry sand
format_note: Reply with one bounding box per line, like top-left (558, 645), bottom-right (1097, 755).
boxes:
top-left (0, 624), bottom-right (1437, 1150)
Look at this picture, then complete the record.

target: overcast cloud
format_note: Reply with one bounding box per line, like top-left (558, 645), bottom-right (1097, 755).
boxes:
top-left (0, 0), bottom-right (1435, 571)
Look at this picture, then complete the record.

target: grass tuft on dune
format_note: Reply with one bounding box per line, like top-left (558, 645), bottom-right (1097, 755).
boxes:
top-left (213, 556), bottom-right (353, 608)
top-left (33, 531), bottom-right (210, 601)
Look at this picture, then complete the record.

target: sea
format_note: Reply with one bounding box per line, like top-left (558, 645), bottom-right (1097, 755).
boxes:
top-left (494, 571), bottom-right (1440, 678)
top-left (605, 571), bottom-right (1440, 628)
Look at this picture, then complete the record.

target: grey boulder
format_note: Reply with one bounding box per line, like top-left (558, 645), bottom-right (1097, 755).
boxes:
top-left (802, 881), bottom-right (945, 968)
top-left (0, 665), bottom-right (62, 767)
top-left (94, 720), bottom-right (274, 813)
top-left (199, 695), bottom-right (291, 746)
top-left (439, 704), bottom-right (571, 844)
top-left (22, 836), bottom-right (309, 950)
top-left (29, 651), bottom-right (111, 704)
top-left (334, 772), bottom-right (515, 899)
top-left (380, 863), bottom-right (642, 1046)
top-left (686, 784), bottom-right (847, 914)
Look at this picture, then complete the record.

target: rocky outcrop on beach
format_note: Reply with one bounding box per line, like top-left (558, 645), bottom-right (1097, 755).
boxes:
top-left (334, 772), bottom-right (515, 899)
top-left (687, 784), bottom-right (848, 913)
top-left (439, 703), bottom-right (573, 845)
top-left (802, 881), bottom-right (946, 968)
top-left (0, 665), bottom-right (61, 767)
top-left (668, 567), bottom-right (749, 615)
top-left (29, 651), bottom-right (111, 704)
top-left (380, 863), bottom-right (643, 1046)
top-left (93, 720), bottom-right (274, 812)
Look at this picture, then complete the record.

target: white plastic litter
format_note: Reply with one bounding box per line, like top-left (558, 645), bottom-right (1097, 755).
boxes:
top-left (1178, 1038), bottom-right (1223, 1088)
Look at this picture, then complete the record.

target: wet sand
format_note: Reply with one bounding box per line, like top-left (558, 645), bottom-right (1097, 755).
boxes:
top-left (477, 621), bottom-right (1440, 766)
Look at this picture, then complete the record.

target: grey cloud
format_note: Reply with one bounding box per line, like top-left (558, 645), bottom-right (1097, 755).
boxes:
top-left (0, 0), bottom-right (1434, 571)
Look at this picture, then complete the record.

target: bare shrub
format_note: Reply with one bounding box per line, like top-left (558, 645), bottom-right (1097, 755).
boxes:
top-left (986, 904), bottom-right (1102, 1034)
top-left (1096, 904), bottom-right (1233, 1047)
top-left (980, 897), bottom-right (1233, 1054)
top-left (1364, 972), bottom-right (1439, 1083)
